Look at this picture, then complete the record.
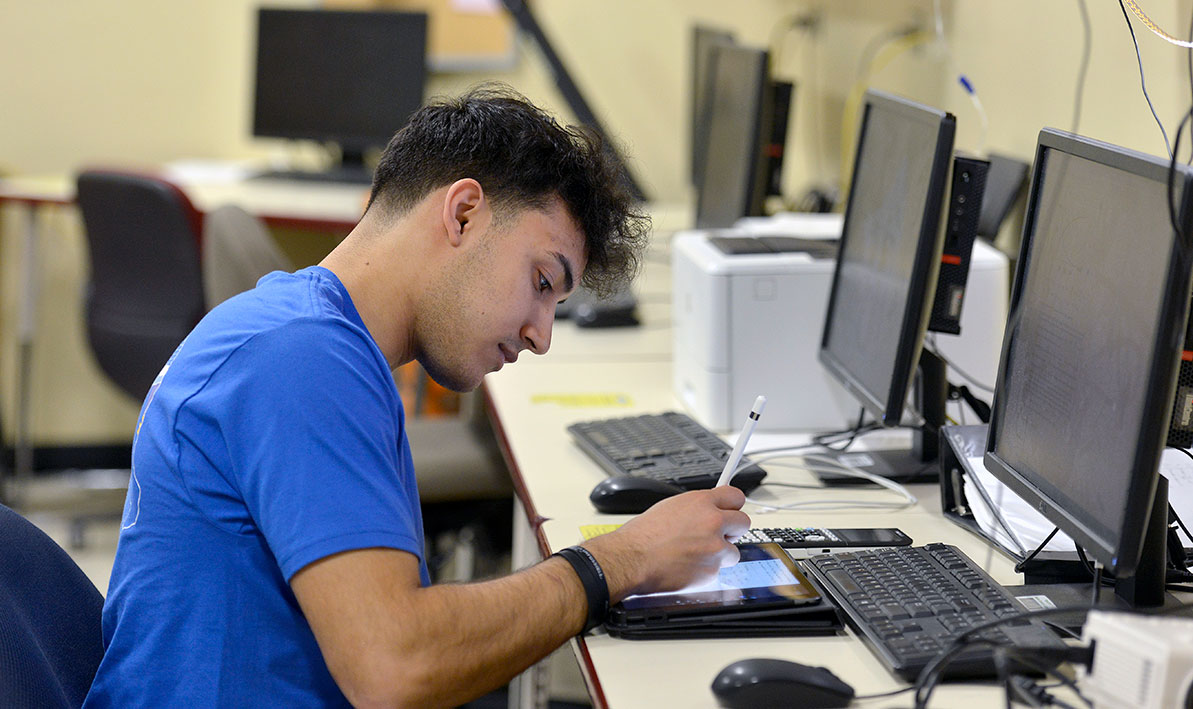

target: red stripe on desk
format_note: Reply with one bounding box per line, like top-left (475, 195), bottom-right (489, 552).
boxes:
top-left (575, 636), bottom-right (610, 709)
top-left (481, 386), bottom-right (609, 708)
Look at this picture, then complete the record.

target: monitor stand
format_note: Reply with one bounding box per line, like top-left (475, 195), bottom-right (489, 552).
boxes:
top-left (1004, 475), bottom-right (1186, 636)
top-left (251, 146), bottom-right (374, 185)
top-left (816, 349), bottom-right (947, 485)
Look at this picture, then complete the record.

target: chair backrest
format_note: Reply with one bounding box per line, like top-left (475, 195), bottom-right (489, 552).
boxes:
top-left (0, 504), bottom-right (104, 708)
top-left (201, 203), bottom-right (292, 307)
top-left (76, 170), bottom-right (206, 400)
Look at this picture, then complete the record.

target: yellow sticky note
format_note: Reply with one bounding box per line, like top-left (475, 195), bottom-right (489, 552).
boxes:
top-left (530, 393), bottom-right (633, 408)
top-left (578, 524), bottom-right (622, 540)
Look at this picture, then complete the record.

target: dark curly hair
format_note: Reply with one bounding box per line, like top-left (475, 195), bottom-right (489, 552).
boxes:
top-left (366, 84), bottom-right (650, 297)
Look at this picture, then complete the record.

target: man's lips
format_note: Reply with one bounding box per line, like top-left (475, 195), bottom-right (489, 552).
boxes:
top-left (499, 344), bottom-right (518, 364)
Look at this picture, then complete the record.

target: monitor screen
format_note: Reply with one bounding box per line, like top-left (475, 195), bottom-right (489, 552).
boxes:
top-left (252, 8), bottom-right (427, 161)
top-left (818, 90), bottom-right (956, 426)
top-left (694, 43), bottom-right (772, 229)
top-left (984, 129), bottom-right (1193, 576)
top-left (690, 25), bottom-right (736, 188)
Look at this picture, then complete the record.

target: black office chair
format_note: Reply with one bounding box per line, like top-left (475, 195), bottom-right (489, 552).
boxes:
top-left (0, 503), bottom-right (105, 707)
top-left (76, 170), bottom-right (206, 401)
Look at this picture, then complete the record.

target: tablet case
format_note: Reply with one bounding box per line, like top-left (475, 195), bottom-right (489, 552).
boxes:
top-left (603, 580), bottom-right (843, 640)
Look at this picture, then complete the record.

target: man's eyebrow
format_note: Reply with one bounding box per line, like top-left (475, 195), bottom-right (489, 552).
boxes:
top-left (552, 251), bottom-right (575, 293)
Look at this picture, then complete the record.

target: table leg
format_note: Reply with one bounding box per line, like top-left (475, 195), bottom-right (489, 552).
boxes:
top-left (6, 204), bottom-right (39, 507)
top-left (508, 496), bottom-right (549, 709)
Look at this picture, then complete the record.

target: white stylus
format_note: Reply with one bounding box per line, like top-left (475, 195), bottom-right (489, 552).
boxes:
top-left (715, 395), bottom-right (767, 487)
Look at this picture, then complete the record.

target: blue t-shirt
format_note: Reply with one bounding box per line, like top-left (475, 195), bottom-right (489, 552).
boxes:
top-left (85, 267), bottom-right (429, 707)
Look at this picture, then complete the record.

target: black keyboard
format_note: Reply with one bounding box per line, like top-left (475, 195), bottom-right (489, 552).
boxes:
top-left (566, 412), bottom-right (766, 492)
top-left (251, 167), bottom-right (373, 185)
top-left (803, 544), bottom-right (1067, 680)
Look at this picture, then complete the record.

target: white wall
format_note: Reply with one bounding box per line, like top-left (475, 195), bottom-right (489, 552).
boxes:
top-left (4, 0), bottom-right (1193, 444)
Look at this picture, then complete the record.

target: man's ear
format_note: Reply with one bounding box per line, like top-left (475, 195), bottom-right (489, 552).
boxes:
top-left (441, 178), bottom-right (487, 247)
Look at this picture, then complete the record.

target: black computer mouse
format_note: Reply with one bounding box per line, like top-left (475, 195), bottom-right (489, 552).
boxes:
top-left (588, 476), bottom-right (684, 514)
top-left (572, 301), bottom-right (640, 328)
top-left (711, 658), bottom-right (855, 709)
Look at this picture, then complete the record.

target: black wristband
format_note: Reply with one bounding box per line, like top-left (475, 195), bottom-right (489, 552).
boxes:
top-left (552, 545), bottom-right (610, 634)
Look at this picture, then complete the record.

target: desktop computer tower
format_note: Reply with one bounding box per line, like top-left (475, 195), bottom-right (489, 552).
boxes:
top-left (929, 155), bottom-right (990, 335)
top-left (764, 81), bottom-right (793, 197)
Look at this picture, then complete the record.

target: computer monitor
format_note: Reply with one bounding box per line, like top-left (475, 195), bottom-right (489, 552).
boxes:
top-left (984, 129), bottom-right (1193, 606)
top-left (694, 43), bottom-right (774, 229)
top-left (817, 90), bottom-right (956, 480)
top-left (977, 153), bottom-right (1030, 240)
top-left (252, 8), bottom-right (427, 180)
top-left (690, 26), bottom-right (736, 188)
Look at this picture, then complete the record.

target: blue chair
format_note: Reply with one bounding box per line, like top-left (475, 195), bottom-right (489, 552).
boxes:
top-left (0, 504), bottom-right (104, 707)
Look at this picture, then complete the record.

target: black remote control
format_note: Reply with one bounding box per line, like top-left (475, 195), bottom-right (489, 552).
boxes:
top-left (736, 527), bottom-right (912, 558)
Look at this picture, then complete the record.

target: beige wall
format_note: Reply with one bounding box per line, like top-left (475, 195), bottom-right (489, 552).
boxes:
top-left (4, 0), bottom-right (1193, 445)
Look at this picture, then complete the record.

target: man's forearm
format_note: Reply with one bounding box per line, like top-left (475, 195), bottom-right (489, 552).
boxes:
top-left (366, 555), bottom-right (594, 707)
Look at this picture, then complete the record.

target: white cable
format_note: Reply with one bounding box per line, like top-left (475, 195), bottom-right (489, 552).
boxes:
top-left (1124, 0), bottom-right (1193, 48)
top-left (736, 451), bottom-right (918, 512)
top-left (924, 335), bottom-right (996, 393)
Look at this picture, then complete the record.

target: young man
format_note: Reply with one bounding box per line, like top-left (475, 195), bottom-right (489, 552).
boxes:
top-left (84, 87), bottom-right (750, 708)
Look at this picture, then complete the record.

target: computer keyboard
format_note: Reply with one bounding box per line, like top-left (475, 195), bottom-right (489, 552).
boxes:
top-left (250, 167), bottom-right (374, 185)
top-left (803, 544), bottom-right (1068, 680)
top-left (566, 412), bottom-right (766, 492)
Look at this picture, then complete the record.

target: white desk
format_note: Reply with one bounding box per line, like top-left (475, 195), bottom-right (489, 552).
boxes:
top-left (484, 348), bottom-right (1045, 708)
top-left (480, 218), bottom-right (1098, 708)
top-left (0, 173), bottom-right (369, 232)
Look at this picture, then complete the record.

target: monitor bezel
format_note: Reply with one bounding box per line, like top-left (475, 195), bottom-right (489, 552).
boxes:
top-left (983, 127), bottom-right (1193, 576)
top-left (251, 8), bottom-right (428, 153)
top-left (693, 43), bottom-right (773, 229)
top-left (689, 25), bottom-right (737, 188)
top-left (817, 89), bottom-right (956, 427)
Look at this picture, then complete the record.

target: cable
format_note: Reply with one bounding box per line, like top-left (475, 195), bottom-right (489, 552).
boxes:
top-left (853, 685), bottom-right (916, 702)
top-left (839, 30), bottom-right (935, 200)
top-left (913, 600), bottom-right (1193, 708)
top-left (1188, 10), bottom-right (1193, 122)
top-left (912, 605), bottom-right (1102, 709)
top-left (1167, 107), bottom-right (1193, 254)
top-left (1072, 0), bottom-right (1092, 134)
top-left (1119, 0), bottom-right (1173, 158)
top-left (957, 75), bottom-right (990, 156)
top-left (769, 13), bottom-right (819, 78)
top-left (739, 451), bottom-right (918, 511)
top-left (1123, 0), bottom-right (1193, 48)
top-left (1014, 526), bottom-right (1061, 574)
top-left (924, 334), bottom-right (996, 394)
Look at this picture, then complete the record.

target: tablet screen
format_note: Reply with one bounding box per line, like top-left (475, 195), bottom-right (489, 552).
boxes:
top-left (616, 543), bottom-right (820, 612)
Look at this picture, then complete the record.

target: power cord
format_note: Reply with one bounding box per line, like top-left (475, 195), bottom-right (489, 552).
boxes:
top-left (911, 604), bottom-right (1100, 709)
top-left (1014, 526), bottom-right (1060, 574)
top-left (1071, 0), bottom-right (1092, 135)
top-left (1118, 0), bottom-right (1173, 157)
top-left (739, 450), bottom-right (918, 512)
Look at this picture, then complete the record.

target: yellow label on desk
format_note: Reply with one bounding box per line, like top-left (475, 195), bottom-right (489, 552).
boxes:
top-left (530, 393), bottom-right (633, 408)
top-left (579, 524), bottom-right (622, 540)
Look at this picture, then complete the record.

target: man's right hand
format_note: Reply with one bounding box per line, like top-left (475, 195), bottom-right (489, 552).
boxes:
top-left (583, 486), bottom-right (751, 601)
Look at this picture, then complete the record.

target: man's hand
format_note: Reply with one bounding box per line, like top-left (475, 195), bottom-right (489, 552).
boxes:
top-left (584, 486), bottom-right (750, 601)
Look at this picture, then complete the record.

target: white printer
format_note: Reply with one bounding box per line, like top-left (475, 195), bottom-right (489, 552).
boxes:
top-left (671, 215), bottom-right (1009, 432)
